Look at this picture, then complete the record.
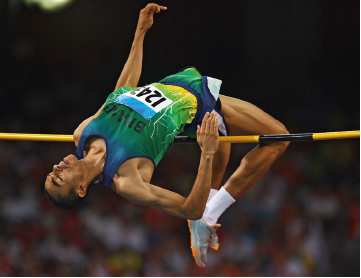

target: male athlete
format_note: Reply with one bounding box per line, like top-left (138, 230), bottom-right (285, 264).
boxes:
top-left (44, 4), bottom-right (289, 267)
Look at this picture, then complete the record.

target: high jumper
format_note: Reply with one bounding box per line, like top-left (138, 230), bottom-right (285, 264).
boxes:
top-left (43, 3), bottom-right (291, 267)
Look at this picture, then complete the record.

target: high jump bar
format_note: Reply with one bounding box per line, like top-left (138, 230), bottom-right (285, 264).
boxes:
top-left (0, 131), bottom-right (359, 143)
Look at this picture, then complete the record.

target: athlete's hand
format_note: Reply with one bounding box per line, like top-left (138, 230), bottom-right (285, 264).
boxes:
top-left (137, 3), bottom-right (167, 33)
top-left (197, 112), bottom-right (219, 156)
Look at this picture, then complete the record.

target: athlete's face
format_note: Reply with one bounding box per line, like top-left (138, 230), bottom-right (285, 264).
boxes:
top-left (44, 154), bottom-right (83, 198)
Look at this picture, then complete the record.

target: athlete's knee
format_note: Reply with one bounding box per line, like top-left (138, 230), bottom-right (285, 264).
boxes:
top-left (278, 122), bottom-right (290, 150)
top-left (271, 119), bottom-right (289, 135)
top-left (268, 121), bottom-right (290, 152)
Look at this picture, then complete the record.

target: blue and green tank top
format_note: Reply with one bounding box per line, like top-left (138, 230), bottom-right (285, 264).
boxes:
top-left (76, 67), bottom-right (222, 188)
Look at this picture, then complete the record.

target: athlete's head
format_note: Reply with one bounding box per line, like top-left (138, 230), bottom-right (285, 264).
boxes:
top-left (44, 154), bottom-right (88, 210)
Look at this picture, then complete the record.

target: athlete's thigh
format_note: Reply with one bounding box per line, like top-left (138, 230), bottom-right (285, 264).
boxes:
top-left (219, 95), bottom-right (288, 136)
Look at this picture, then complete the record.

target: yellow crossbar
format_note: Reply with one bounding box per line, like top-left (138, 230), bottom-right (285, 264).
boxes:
top-left (0, 133), bottom-right (74, 142)
top-left (312, 131), bottom-right (360, 141)
top-left (0, 131), bottom-right (358, 143)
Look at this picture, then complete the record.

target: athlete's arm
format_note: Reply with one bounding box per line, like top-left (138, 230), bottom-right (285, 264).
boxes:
top-left (73, 4), bottom-right (166, 146)
top-left (114, 4), bottom-right (167, 91)
top-left (115, 112), bottom-right (219, 219)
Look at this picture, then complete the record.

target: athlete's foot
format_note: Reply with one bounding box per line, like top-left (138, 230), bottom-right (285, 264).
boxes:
top-left (187, 218), bottom-right (221, 267)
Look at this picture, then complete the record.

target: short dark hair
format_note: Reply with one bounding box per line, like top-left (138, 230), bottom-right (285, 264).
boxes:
top-left (44, 187), bottom-right (86, 211)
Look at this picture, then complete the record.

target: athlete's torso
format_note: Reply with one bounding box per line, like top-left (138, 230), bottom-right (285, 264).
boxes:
top-left (76, 67), bottom-right (222, 188)
top-left (77, 83), bottom-right (198, 188)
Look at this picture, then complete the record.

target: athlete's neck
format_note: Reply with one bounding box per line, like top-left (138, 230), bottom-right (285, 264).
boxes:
top-left (80, 140), bottom-right (106, 184)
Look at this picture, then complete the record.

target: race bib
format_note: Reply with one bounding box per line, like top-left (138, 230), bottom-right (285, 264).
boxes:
top-left (115, 86), bottom-right (173, 120)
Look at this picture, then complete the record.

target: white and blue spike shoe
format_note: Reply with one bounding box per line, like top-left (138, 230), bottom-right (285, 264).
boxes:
top-left (187, 218), bottom-right (220, 268)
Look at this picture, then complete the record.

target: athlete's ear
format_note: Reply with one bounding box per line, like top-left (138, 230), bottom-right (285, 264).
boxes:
top-left (77, 183), bottom-right (87, 198)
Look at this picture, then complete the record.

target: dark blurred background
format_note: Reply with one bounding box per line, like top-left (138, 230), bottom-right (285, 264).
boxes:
top-left (0, 0), bottom-right (359, 276)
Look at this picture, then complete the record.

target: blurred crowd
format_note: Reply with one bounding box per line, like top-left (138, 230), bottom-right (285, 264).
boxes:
top-left (0, 133), bottom-right (359, 276)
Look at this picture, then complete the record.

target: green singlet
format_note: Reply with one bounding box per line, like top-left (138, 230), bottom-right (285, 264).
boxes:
top-left (76, 67), bottom-right (223, 188)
